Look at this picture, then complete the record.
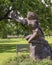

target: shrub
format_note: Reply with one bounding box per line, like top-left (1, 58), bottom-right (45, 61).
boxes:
top-left (3, 54), bottom-right (52, 65)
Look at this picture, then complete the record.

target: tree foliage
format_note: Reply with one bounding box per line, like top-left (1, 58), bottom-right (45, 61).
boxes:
top-left (0, 0), bottom-right (52, 38)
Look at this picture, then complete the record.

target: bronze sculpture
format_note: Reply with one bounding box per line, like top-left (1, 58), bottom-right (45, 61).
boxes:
top-left (10, 11), bottom-right (52, 60)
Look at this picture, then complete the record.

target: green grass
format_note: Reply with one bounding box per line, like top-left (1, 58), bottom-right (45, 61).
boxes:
top-left (0, 38), bottom-right (28, 65)
top-left (0, 37), bottom-right (52, 65)
top-left (45, 37), bottom-right (52, 44)
top-left (3, 55), bottom-right (52, 65)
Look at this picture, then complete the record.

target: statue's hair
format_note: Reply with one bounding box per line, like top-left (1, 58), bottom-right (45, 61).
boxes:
top-left (27, 11), bottom-right (38, 20)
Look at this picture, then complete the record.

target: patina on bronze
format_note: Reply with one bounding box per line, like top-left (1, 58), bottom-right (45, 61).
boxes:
top-left (10, 11), bottom-right (52, 60)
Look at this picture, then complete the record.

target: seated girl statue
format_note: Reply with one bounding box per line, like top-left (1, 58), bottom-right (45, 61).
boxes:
top-left (9, 11), bottom-right (52, 59)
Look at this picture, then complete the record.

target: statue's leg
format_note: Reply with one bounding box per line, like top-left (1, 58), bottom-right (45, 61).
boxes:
top-left (29, 38), bottom-right (52, 60)
top-left (29, 41), bottom-right (41, 60)
top-left (29, 43), bottom-right (36, 59)
top-left (50, 51), bottom-right (52, 60)
top-left (39, 39), bottom-right (52, 59)
top-left (41, 39), bottom-right (52, 53)
top-left (29, 42), bottom-right (44, 59)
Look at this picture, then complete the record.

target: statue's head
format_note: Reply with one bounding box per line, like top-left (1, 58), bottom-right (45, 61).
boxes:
top-left (27, 11), bottom-right (38, 20)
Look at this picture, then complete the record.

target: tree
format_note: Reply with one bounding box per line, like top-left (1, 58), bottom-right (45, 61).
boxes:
top-left (0, 0), bottom-right (52, 38)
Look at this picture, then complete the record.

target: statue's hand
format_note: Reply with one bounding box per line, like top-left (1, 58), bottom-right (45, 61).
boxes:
top-left (25, 36), bottom-right (29, 40)
top-left (25, 34), bottom-right (32, 40)
top-left (28, 39), bottom-right (31, 43)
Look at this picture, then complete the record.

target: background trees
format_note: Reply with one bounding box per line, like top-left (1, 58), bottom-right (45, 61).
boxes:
top-left (0, 0), bottom-right (52, 38)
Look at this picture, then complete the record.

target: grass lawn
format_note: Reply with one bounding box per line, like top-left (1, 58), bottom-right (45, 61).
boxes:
top-left (0, 38), bottom-right (28, 65)
top-left (0, 37), bottom-right (52, 65)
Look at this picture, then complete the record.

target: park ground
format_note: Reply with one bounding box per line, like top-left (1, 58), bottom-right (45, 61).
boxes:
top-left (0, 37), bottom-right (52, 65)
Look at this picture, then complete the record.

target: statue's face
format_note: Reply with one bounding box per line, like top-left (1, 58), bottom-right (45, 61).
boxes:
top-left (27, 12), bottom-right (37, 20)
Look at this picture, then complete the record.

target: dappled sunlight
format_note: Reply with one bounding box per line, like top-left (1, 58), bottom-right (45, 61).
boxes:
top-left (0, 44), bottom-right (16, 53)
top-left (0, 53), bottom-right (16, 65)
top-left (0, 37), bottom-right (52, 65)
top-left (0, 38), bottom-right (28, 44)
top-left (0, 38), bottom-right (28, 65)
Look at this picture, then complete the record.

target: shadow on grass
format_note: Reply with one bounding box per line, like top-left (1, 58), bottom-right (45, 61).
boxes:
top-left (0, 44), bottom-right (29, 53)
top-left (0, 43), bottom-right (52, 53)
top-left (0, 40), bottom-right (19, 43)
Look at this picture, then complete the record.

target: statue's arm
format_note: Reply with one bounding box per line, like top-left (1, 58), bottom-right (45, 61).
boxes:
top-left (28, 28), bottom-right (38, 43)
top-left (25, 34), bottom-right (32, 40)
top-left (10, 11), bottom-right (27, 24)
top-left (13, 18), bottom-right (27, 25)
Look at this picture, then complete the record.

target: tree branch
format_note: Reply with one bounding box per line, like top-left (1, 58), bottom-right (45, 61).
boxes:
top-left (0, 7), bottom-right (12, 21)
